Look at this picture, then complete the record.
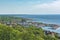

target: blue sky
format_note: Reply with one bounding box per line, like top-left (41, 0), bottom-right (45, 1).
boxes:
top-left (0, 0), bottom-right (60, 14)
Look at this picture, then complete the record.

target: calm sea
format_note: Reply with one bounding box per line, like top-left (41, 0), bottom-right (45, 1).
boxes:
top-left (15, 15), bottom-right (60, 25)
top-left (1, 14), bottom-right (60, 33)
top-left (0, 14), bottom-right (60, 25)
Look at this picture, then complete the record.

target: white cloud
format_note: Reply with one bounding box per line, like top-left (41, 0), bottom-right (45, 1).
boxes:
top-left (32, 0), bottom-right (60, 14)
top-left (0, 0), bottom-right (60, 14)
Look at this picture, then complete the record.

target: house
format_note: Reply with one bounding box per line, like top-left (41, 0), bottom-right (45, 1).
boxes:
top-left (55, 27), bottom-right (60, 37)
top-left (41, 26), bottom-right (60, 38)
top-left (41, 26), bottom-right (56, 37)
top-left (29, 22), bottom-right (45, 27)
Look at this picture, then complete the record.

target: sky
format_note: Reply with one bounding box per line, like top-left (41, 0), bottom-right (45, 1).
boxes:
top-left (0, 0), bottom-right (60, 14)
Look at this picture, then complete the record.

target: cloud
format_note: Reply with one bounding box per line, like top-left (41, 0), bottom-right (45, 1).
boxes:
top-left (32, 0), bottom-right (60, 14)
top-left (0, 0), bottom-right (60, 14)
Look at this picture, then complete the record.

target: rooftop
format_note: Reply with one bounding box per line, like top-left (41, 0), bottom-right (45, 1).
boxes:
top-left (41, 26), bottom-right (60, 34)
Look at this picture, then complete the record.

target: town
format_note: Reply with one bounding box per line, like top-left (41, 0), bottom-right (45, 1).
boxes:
top-left (0, 16), bottom-right (60, 39)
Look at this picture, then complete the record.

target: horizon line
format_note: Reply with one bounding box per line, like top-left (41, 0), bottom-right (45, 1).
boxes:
top-left (0, 13), bottom-right (60, 15)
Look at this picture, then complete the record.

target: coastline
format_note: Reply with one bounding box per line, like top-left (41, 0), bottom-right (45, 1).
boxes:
top-left (0, 15), bottom-right (60, 39)
top-left (14, 15), bottom-right (60, 26)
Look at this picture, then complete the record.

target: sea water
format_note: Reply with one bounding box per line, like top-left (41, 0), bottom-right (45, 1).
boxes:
top-left (1, 14), bottom-right (60, 33)
top-left (15, 14), bottom-right (60, 25)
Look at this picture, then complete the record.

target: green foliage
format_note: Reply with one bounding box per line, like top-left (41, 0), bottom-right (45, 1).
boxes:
top-left (0, 16), bottom-right (27, 24)
top-left (0, 24), bottom-right (22, 40)
top-left (0, 24), bottom-right (58, 40)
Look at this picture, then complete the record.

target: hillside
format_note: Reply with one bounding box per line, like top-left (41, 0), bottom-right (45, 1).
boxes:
top-left (0, 24), bottom-right (58, 40)
top-left (0, 16), bottom-right (59, 40)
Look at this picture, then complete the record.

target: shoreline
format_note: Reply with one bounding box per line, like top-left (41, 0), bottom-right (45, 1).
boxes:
top-left (0, 15), bottom-right (60, 29)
